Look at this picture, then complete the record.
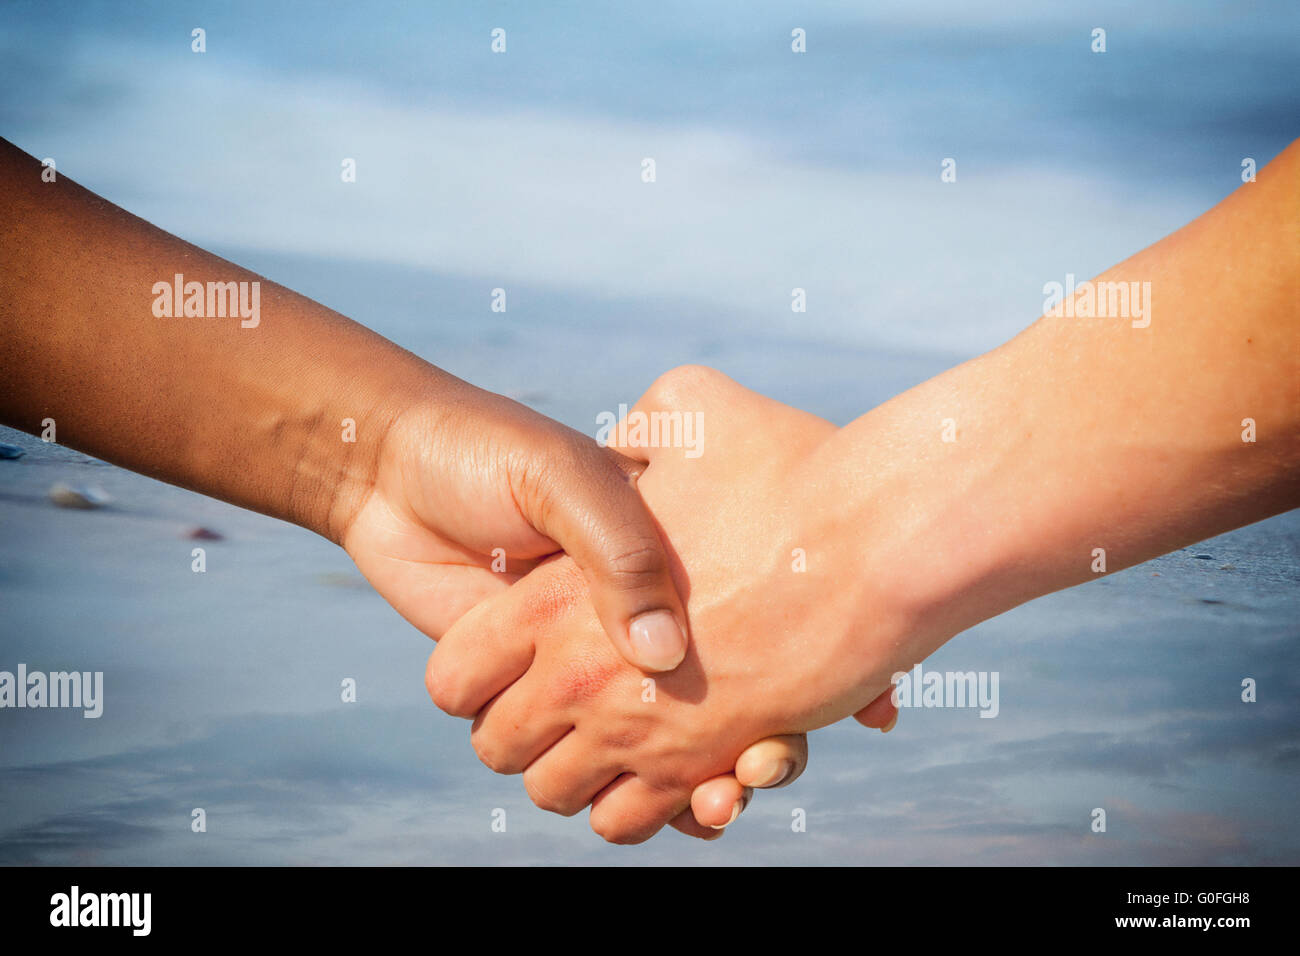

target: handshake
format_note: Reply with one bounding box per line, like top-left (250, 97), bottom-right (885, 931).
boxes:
top-left (4, 135), bottom-right (1296, 846)
top-left (342, 365), bottom-right (914, 843)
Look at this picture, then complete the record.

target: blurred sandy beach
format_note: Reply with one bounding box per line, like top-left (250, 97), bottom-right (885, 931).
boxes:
top-left (2, 281), bottom-right (1297, 864)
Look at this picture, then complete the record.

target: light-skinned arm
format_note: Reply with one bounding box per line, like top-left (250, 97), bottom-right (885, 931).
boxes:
top-left (432, 137), bottom-right (1299, 842)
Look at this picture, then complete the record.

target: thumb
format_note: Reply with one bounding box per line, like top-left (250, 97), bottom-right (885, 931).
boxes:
top-left (523, 439), bottom-right (689, 673)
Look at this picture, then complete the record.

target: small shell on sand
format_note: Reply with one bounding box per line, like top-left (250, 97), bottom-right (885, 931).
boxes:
top-left (48, 483), bottom-right (111, 509)
top-left (187, 526), bottom-right (224, 541)
top-left (0, 443), bottom-right (24, 459)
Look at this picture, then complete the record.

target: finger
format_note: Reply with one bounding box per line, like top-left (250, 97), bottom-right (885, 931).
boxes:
top-left (734, 734), bottom-right (809, 789)
top-left (669, 807), bottom-right (725, 841)
top-left (525, 437), bottom-right (689, 673)
top-left (690, 775), bottom-right (753, 829)
top-left (520, 732), bottom-right (623, 817)
top-left (424, 582), bottom-right (543, 718)
top-left (367, 559), bottom-right (515, 642)
top-left (469, 669), bottom-right (575, 775)
top-left (852, 687), bottom-right (899, 731)
top-left (588, 774), bottom-right (686, 845)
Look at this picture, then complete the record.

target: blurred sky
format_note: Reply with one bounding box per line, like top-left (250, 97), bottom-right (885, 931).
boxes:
top-left (0, 0), bottom-right (1297, 865)
top-left (3, 0), bottom-right (1296, 360)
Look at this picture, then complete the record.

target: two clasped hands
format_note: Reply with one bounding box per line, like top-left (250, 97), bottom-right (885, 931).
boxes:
top-left (341, 367), bottom-right (908, 842)
top-left (337, 139), bottom-right (1300, 844)
top-left (3, 136), bottom-right (1296, 845)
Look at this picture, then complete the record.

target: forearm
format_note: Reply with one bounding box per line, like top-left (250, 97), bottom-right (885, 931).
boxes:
top-left (826, 138), bottom-right (1300, 665)
top-left (0, 138), bottom-right (460, 542)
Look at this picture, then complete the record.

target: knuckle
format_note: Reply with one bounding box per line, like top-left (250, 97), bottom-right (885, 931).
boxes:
top-left (594, 818), bottom-right (655, 845)
top-left (470, 730), bottom-right (521, 775)
top-left (598, 720), bottom-right (650, 753)
top-left (524, 776), bottom-right (582, 817)
top-left (645, 364), bottom-right (723, 407)
top-left (603, 539), bottom-right (670, 586)
top-left (425, 664), bottom-right (476, 719)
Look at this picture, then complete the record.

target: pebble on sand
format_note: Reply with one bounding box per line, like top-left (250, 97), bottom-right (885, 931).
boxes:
top-left (0, 443), bottom-right (24, 460)
top-left (187, 526), bottom-right (224, 541)
top-left (48, 483), bottom-right (111, 509)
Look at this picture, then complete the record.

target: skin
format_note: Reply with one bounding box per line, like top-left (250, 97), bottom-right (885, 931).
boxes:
top-left (434, 138), bottom-right (1300, 843)
top-left (0, 136), bottom-right (903, 837)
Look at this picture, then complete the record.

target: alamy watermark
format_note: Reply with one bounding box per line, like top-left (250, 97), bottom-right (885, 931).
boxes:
top-left (0, 664), bottom-right (103, 718)
top-left (151, 273), bottom-right (260, 328)
top-left (891, 663), bottom-right (999, 718)
top-left (50, 886), bottom-right (150, 936)
top-left (1042, 273), bottom-right (1151, 328)
top-left (595, 404), bottom-right (704, 459)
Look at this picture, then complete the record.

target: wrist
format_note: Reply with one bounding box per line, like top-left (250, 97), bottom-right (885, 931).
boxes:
top-left (805, 349), bottom-right (1041, 670)
top-left (270, 336), bottom-right (459, 546)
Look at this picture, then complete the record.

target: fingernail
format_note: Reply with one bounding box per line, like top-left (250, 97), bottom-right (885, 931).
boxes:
top-left (629, 611), bottom-right (686, 671)
top-left (881, 712), bottom-right (899, 734)
top-left (754, 758), bottom-right (794, 788)
top-left (707, 799), bottom-right (744, 830)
